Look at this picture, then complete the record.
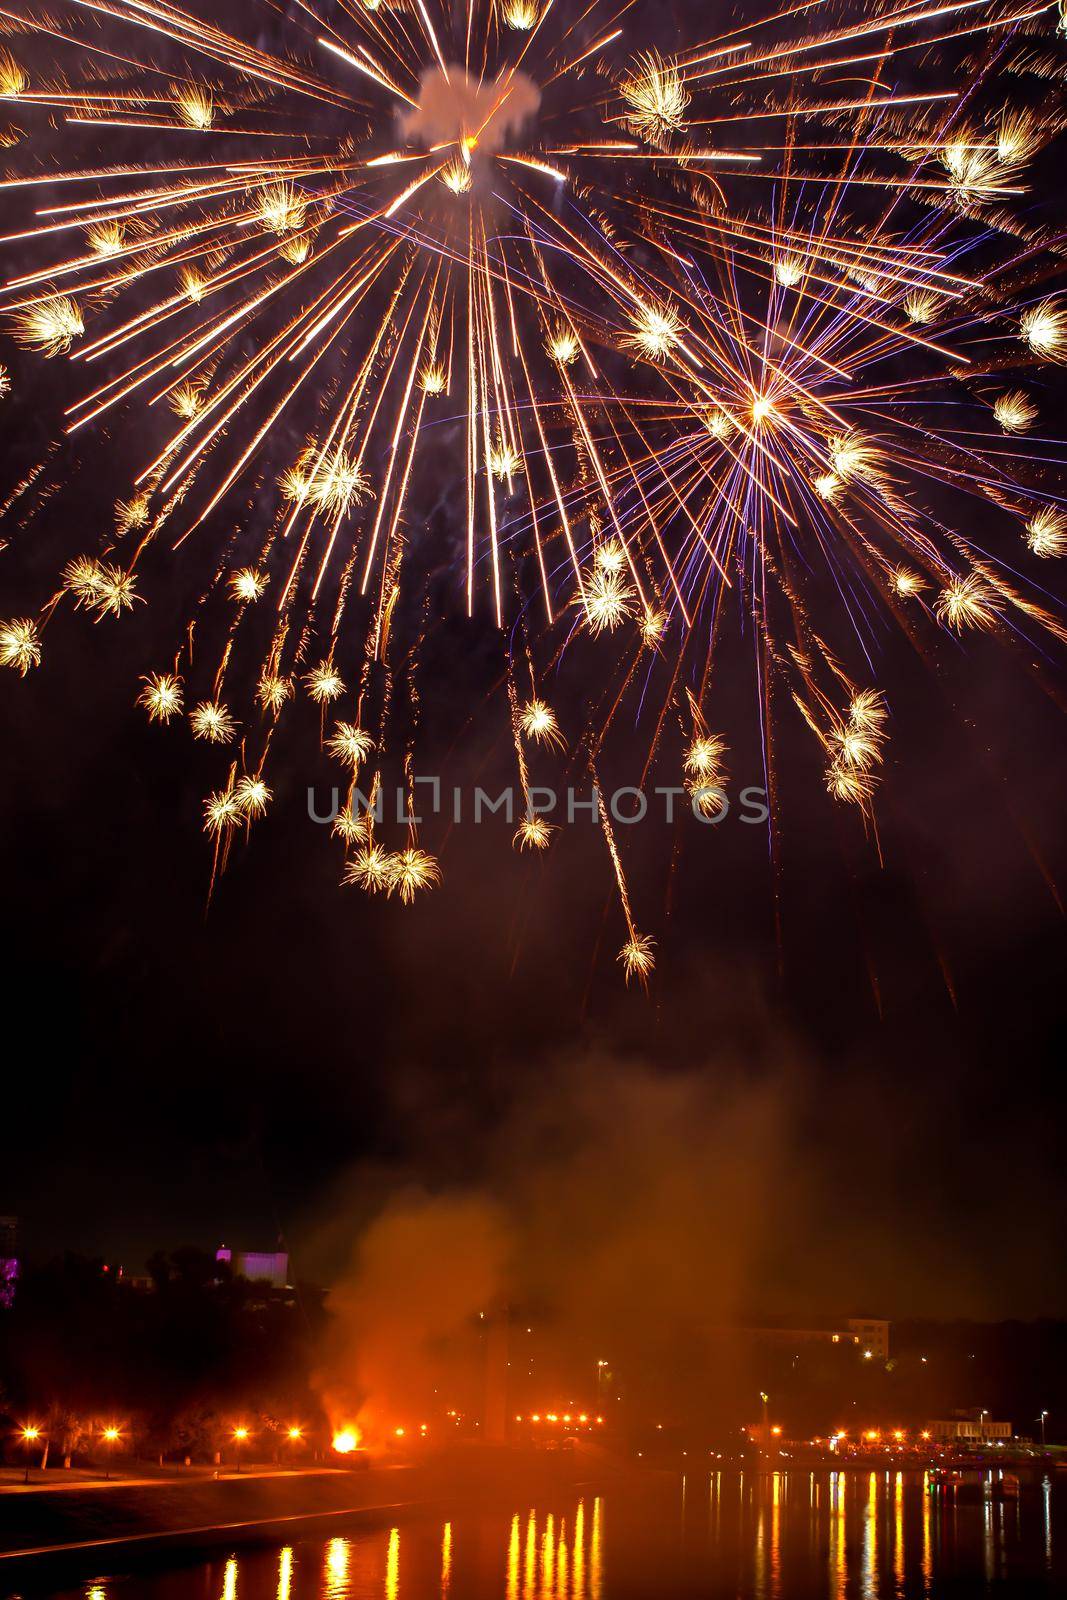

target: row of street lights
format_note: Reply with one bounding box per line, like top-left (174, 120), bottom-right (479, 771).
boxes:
top-left (17, 1422), bottom-right (123, 1482)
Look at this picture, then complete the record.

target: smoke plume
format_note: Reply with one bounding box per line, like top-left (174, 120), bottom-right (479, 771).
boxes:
top-left (400, 65), bottom-right (540, 153)
top-left (308, 1048), bottom-right (791, 1438)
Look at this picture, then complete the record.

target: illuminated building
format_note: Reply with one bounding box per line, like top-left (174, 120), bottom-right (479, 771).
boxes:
top-left (732, 1318), bottom-right (890, 1360)
top-left (927, 1413), bottom-right (1013, 1443)
top-left (215, 1244), bottom-right (289, 1288)
top-left (0, 1215), bottom-right (18, 1309)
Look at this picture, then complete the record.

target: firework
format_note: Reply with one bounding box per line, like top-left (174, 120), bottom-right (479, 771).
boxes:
top-left (518, 699), bottom-right (564, 750)
top-left (327, 723), bottom-right (374, 770)
top-left (0, 618), bottom-right (41, 675)
top-left (388, 848), bottom-right (441, 904)
top-left (514, 816), bottom-right (553, 851)
top-left (305, 662), bottom-right (346, 703)
top-left (619, 52), bottom-right (689, 143)
top-left (343, 844), bottom-right (395, 895)
top-left (1021, 299), bottom-right (1067, 361)
top-left (0, 0), bottom-right (1064, 982)
top-left (11, 297), bottom-right (83, 357)
top-left (993, 390), bottom-right (1038, 433)
top-left (229, 569), bottom-right (267, 603)
top-left (935, 575), bottom-right (999, 633)
top-left (190, 701), bottom-right (237, 744)
top-left (1026, 508), bottom-right (1067, 559)
top-left (138, 672), bottom-right (184, 723)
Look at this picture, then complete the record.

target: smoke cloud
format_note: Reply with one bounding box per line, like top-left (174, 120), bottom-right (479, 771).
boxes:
top-left (400, 65), bottom-right (541, 154)
top-left (307, 1048), bottom-right (792, 1438)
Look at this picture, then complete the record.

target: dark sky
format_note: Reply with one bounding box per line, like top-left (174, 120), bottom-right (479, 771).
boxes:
top-left (0, 0), bottom-right (1065, 1324)
top-left (1, 580), bottom-right (1064, 1319)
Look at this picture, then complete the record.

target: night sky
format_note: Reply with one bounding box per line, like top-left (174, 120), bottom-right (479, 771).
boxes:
top-left (1, 0), bottom-right (1066, 1328)
top-left (1, 570), bottom-right (1064, 1318)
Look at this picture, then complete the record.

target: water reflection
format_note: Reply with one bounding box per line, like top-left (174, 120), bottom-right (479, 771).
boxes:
top-left (32, 1470), bottom-right (1067, 1600)
top-left (440, 1522), bottom-right (452, 1595)
top-left (385, 1528), bottom-right (399, 1600)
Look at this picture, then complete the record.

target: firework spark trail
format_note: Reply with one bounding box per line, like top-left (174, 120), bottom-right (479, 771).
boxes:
top-left (0, 0), bottom-right (1065, 977)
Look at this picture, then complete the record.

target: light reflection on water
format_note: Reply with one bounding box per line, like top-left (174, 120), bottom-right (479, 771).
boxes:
top-left (22, 1469), bottom-right (1067, 1600)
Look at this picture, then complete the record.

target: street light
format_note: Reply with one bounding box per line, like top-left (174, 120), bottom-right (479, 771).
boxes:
top-left (20, 1424), bottom-right (41, 1485)
top-left (232, 1425), bottom-right (250, 1471)
top-left (100, 1425), bottom-right (122, 1480)
top-left (1039, 1411), bottom-right (1049, 1448)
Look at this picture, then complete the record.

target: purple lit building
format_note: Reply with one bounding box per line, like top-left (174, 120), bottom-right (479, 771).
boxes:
top-left (0, 1215), bottom-right (18, 1309)
top-left (216, 1244), bottom-right (289, 1287)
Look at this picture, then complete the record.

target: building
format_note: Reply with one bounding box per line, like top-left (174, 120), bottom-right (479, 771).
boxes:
top-left (0, 1215), bottom-right (18, 1309)
top-left (927, 1412), bottom-right (1013, 1443)
top-left (734, 1318), bottom-right (890, 1360)
top-left (216, 1245), bottom-right (289, 1288)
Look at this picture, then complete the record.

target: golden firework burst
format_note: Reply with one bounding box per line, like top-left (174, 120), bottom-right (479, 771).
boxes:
top-left (307, 449), bottom-right (370, 515)
top-left (92, 564), bottom-right (140, 617)
top-left (890, 566), bottom-right (925, 598)
top-left (86, 220), bottom-right (125, 257)
top-left (11, 294), bottom-right (83, 356)
top-left (278, 233), bottom-right (311, 265)
top-left (619, 51), bottom-right (689, 142)
top-left (138, 671), bottom-right (184, 722)
top-left (829, 724), bottom-right (882, 772)
top-left (255, 181), bottom-right (306, 234)
top-left (190, 700), bottom-right (237, 743)
top-left (179, 266), bottom-right (206, 303)
top-left (826, 763), bottom-right (878, 805)
top-left (343, 843), bottom-right (394, 894)
top-left (115, 495), bottom-right (150, 533)
top-left (518, 698), bottom-right (564, 749)
top-left (1021, 299), bottom-right (1067, 362)
top-left (327, 721), bottom-right (374, 769)
top-left (228, 567), bottom-right (267, 602)
top-left (848, 690), bottom-right (888, 734)
top-left (935, 573), bottom-right (997, 632)
top-left (62, 556), bottom-right (106, 607)
top-left (490, 440), bottom-right (522, 480)
top-left (513, 816), bottom-right (554, 850)
top-left (546, 326), bottom-right (579, 365)
top-left (683, 734), bottom-right (728, 782)
top-left (774, 255), bottom-right (804, 288)
top-left (902, 290), bottom-right (940, 325)
top-left (0, 50), bottom-right (27, 97)
top-left (332, 806), bottom-right (371, 845)
top-left (234, 774), bottom-right (271, 817)
top-left (502, 0), bottom-right (538, 27)
top-left (441, 157), bottom-right (473, 194)
top-left (1025, 507), bottom-right (1067, 559)
top-left (175, 85), bottom-right (214, 130)
top-left (623, 302), bottom-right (681, 362)
top-left (388, 847), bottom-right (441, 904)
top-left (641, 606), bottom-right (667, 646)
top-left (304, 662), bottom-right (346, 702)
top-left (0, 617), bottom-right (41, 675)
top-left (169, 380), bottom-right (206, 419)
top-left (580, 566), bottom-right (638, 634)
top-left (203, 787), bottom-right (241, 836)
top-left (256, 673), bottom-right (293, 714)
top-left (618, 932), bottom-right (656, 985)
top-left (993, 390), bottom-right (1037, 433)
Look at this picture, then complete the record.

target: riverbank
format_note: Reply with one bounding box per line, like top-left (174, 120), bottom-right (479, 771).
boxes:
top-left (0, 1447), bottom-right (609, 1568)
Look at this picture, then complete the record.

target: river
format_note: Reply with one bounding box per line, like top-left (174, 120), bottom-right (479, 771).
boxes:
top-left (7, 1467), bottom-right (1066, 1599)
